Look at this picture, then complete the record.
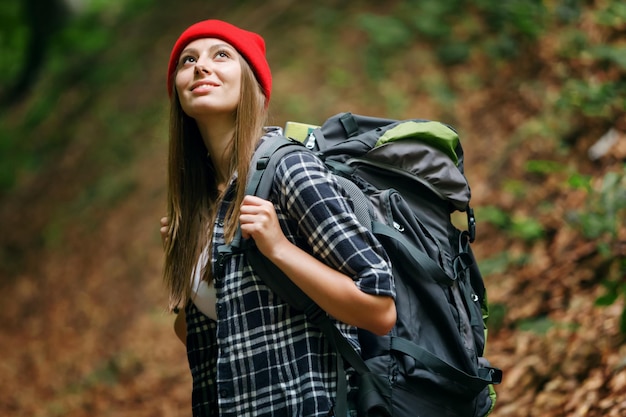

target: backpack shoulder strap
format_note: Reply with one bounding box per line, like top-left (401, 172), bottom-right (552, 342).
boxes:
top-left (246, 135), bottom-right (300, 199)
top-left (230, 136), bottom-right (301, 249)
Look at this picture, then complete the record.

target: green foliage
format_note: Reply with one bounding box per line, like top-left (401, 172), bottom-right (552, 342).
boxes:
top-left (436, 42), bottom-right (471, 66)
top-left (356, 14), bottom-right (412, 48)
top-left (595, 274), bottom-right (626, 308)
top-left (595, 259), bottom-right (626, 334)
top-left (0, 127), bottom-right (20, 191)
top-left (483, 0), bottom-right (547, 38)
top-left (550, 5), bottom-right (626, 126)
top-left (0, 0), bottom-right (155, 195)
top-left (487, 302), bottom-right (507, 332)
top-left (517, 316), bottom-right (556, 335)
top-left (517, 316), bottom-right (580, 334)
top-left (309, 0), bottom-right (624, 124)
top-left (355, 13), bottom-right (412, 79)
top-left (558, 78), bottom-right (626, 118)
top-left (511, 215), bottom-right (545, 241)
top-left (478, 206), bottom-right (510, 229)
top-left (590, 45), bottom-right (626, 71)
top-left (355, 0), bottom-right (549, 74)
top-left (402, 0), bottom-right (458, 39)
top-left (554, 0), bottom-right (584, 23)
top-left (567, 166), bottom-right (626, 241)
top-left (557, 27), bottom-right (589, 58)
top-left (524, 159), bottom-right (567, 175)
top-left (479, 251), bottom-right (512, 276)
top-left (0, 0), bottom-right (28, 82)
top-left (567, 172), bottom-right (592, 192)
top-left (594, 1), bottom-right (626, 27)
top-left (55, 19), bottom-right (113, 59)
top-left (567, 166), bottom-right (626, 332)
top-left (477, 205), bottom-right (545, 242)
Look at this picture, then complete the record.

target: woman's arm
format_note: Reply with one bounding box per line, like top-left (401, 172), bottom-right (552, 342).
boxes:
top-left (174, 309), bottom-right (187, 346)
top-left (239, 195), bottom-right (396, 336)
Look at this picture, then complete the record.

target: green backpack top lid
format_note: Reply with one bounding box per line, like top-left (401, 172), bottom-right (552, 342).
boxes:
top-left (375, 121), bottom-right (459, 165)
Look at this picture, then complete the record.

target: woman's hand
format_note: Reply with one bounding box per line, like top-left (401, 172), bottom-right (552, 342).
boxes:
top-left (239, 195), bottom-right (288, 257)
top-left (160, 216), bottom-right (170, 248)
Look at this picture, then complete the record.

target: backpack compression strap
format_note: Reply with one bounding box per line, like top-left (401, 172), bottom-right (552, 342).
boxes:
top-left (390, 336), bottom-right (503, 395)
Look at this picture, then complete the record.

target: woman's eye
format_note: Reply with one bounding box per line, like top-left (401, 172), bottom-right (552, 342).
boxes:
top-left (215, 50), bottom-right (230, 59)
top-left (181, 56), bottom-right (196, 65)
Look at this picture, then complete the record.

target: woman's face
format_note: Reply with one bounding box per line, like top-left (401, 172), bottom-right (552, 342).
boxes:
top-left (174, 38), bottom-right (242, 119)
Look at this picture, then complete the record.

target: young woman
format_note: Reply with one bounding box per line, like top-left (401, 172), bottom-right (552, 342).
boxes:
top-left (160, 19), bottom-right (396, 417)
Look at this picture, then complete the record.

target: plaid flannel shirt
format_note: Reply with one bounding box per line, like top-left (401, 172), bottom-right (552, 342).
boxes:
top-left (185, 129), bottom-right (395, 417)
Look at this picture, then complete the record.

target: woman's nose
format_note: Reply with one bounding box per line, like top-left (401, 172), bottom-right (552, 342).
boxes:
top-left (194, 59), bottom-right (211, 75)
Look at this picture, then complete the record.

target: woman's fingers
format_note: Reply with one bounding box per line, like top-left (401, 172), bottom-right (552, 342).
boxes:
top-left (160, 216), bottom-right (170, 246)
top-left (239, 196), bottom-right (282, 248)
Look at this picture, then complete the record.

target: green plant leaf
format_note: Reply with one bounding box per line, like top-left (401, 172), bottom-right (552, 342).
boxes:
top-left (595, 290), bottom-right (619, 307)
top-left (477, 205), bottom-right (509, 228)
top-left (518, 317), bottom-right (555, 334)
top-left (568, 173), bottom-right (592, 191)
top-left (525, 159), bottom-right (566, 175)
top-left (511, 216), bottom-right (545, 241)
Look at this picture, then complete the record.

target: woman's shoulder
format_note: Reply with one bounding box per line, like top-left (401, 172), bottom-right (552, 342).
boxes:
top-left (276, 144), bottom-right (324, 175)
top-left (257, 127), bottom-right (323, 169)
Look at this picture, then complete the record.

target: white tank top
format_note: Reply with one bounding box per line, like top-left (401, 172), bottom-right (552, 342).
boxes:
top-left (190, 248), bottom-right (217, 320)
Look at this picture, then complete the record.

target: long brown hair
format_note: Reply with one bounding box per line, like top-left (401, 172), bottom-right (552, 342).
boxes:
top-left (163, 56), bottom-right (268, 311)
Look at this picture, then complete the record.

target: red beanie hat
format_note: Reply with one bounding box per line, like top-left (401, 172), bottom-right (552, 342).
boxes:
top-left (167, 19), bottom-right (272, 104)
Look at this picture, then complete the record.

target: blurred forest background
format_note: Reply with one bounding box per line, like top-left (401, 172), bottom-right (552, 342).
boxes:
top-left (0, 0), bottom-right (625, 416)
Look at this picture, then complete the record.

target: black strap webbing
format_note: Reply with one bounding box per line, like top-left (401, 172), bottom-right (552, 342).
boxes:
top-left (390, 337), bottom-right (502, 395)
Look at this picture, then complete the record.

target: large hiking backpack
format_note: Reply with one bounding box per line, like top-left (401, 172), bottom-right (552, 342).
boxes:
top-left (225, 112), bottom-right (502, 417)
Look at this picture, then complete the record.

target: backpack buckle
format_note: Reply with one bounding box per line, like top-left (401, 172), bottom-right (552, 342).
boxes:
top-left (256, 156), bottom-right (270, 170)
top-left (467, 207), bottom-right (476, 243)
